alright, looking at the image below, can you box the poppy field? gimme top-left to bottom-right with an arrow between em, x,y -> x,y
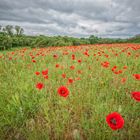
0,43 -> 140,140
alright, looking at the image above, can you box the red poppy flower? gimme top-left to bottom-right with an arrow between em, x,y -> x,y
78,59 -> 82,63
56,64 -> 60,68
106,112 -> 124,130
127,52 -> 131,56
35,71 -> 40,75
68,78 -> 74,84
70,65 -> 75,70
36,83 -> 44,90
42,69 -> 48,75
131,91 -> 140,102
133,74 -> 140,80
113,66 -> 117,69
32,59 -> 36,63
72,54 -> 75,60
83,51 -> 89,56
112,68 -> 115,72
114,71 -> 119,75
32,56 -> 35,59
53,54 -> 58,58
105,54 -> 109,58
44,75 -> 48,79
118,70 -> 123,74
121,78 -> 127,83
101,61 -> 110,68
57,86 -> 69,98
123,66 -> 127,69
62,74 -> 66,78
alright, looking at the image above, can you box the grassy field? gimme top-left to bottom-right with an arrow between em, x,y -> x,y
0,44 -> 140,140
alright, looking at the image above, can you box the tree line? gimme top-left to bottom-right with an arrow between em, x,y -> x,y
0,25 -> 139,50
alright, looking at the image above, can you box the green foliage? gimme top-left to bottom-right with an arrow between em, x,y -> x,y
127,35 -> 140,43
0,45 -> 139,139
3,25 -> 14,36
0,25 -> 140,51
0,34 -> 13,50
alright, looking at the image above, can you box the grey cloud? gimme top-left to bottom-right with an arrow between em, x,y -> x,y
0,0 -> 140,38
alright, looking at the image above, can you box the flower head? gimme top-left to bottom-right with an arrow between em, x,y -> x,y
35,71 -> 40,75
70,65 -> 75,70
57,86 -> 69,98
62,73 -> 66,78
68,78 -> 74,84
131,91 -> 140,102
36,83 -> 44,90
106,112 -> 124,130
133,74 -> 140,80
56,64 -> 60,68
42,69 -> 48,75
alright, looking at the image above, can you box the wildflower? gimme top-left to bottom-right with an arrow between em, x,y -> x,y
53,54 -> 58,58
133,74 -> 140,80
56,64 -> 60,68
57,86 -> 69,98
70,65 -> 75,70
123,66 -> 127,69
36,83 -> 44,90
72,54 -> 75,60
68,78 -> 74,84
131,91 -> 140,102
101,61 -> 110,68
44,75 -> 48,79
106,112 -> 124,130
35,71 -> 40,75
78,59 -> 82,63
62,74 -> 66,78
42,69 -> 48,75
121,78 -> 127,83
32,59 -> 36,63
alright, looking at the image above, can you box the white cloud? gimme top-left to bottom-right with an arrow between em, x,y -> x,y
0,0 -> 140,38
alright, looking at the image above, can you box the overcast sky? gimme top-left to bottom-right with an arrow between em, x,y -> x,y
0,0 -> 140,38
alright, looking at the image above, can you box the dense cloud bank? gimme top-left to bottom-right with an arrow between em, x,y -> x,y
0,0 -> 140,38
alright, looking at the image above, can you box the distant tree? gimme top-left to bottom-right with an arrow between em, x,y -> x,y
19,28 -> 24,35
15,25 -> 24,36
3,25 -> 14,36
15,25 -> 20,36
89,35 -> 99,44
0,25 -> 2,32
0,35 -> 13,50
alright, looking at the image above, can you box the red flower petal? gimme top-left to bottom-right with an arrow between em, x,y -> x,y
133,74 -> 140,80
42,69 -> 48,75
35,71 -> 40,75
57,86 -> 69,98
131,91 -> 140,102
36,83 -> 44,90
106,112 -> 124,130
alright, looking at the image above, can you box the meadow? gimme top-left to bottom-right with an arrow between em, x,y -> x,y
0,43 -> 140,140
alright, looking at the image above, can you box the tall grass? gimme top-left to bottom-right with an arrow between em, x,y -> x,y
0,44 -> 140,140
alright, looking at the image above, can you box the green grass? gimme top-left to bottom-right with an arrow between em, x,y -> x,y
0,44 -> 140,140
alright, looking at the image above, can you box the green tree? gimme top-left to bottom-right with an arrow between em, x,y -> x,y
15,25 -> 24,36
3,25 -> 14,36
89,35 -> 99,44
0,25 -> 2,32
19,28 -> 24,36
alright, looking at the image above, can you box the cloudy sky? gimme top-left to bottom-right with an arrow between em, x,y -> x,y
0,0 -> 140,38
